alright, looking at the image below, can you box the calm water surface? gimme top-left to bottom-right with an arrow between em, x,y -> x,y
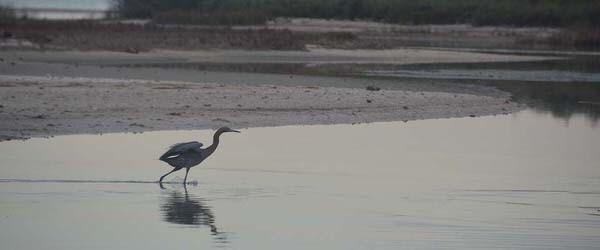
1,109 -> 599,249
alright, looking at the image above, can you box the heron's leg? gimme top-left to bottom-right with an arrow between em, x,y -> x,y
183,168 -> 190,185
159,168 -> 179,183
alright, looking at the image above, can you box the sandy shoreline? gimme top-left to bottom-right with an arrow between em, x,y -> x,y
0,47 -> 548,141
0,74 -> 521,141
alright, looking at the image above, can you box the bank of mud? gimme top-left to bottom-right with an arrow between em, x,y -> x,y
0,75 -> 521,141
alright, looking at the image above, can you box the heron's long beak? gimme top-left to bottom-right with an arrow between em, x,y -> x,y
230,129 -> 241,133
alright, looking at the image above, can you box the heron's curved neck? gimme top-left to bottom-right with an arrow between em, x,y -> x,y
205,131 -> 222,156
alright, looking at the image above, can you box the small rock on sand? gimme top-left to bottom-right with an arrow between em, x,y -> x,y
212,118 -> 231,123
366,86 -> 381,91
129,123 -> 146,127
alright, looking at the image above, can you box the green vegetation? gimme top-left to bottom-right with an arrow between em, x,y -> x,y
2,20 -> 356,51
113,0 -> 600,27
0,5 -> 16,26
549,28 -> 600,50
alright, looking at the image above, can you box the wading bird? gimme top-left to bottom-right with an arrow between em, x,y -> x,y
159,127 -> 240,184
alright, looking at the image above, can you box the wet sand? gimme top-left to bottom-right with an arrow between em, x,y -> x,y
0,48 -> 551,141
0,74 -> 520,141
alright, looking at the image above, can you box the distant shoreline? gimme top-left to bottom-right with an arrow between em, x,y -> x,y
2,18 -> 597,52
12,7 -> 114,20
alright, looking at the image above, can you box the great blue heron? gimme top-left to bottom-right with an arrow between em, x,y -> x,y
159,126 -> 240,184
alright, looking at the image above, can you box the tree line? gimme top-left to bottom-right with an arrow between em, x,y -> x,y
112,0 -> 600,27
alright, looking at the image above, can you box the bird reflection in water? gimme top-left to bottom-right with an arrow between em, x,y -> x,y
160,184 -> 228,244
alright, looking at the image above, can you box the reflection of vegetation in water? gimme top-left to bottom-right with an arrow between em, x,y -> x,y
160,187 -> 228,244
479,80 -> 600,124
399,57 -> 600,74
385,57 -> 600,124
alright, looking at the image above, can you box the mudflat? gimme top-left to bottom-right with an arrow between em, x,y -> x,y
0,74 -> 520,141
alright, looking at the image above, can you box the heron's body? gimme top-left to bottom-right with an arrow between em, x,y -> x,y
158,127 -> 240,184
160,141 -> 205,169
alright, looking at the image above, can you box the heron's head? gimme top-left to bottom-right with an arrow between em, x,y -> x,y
218,126 -> 241,134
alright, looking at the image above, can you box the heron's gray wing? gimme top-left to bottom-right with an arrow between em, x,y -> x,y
170,141 -> 203,149
159,141 -> 203,161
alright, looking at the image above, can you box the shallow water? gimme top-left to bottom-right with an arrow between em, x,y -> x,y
365,69 -> 600,82
365,57 -> 600,82
1,109 -> 599,249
